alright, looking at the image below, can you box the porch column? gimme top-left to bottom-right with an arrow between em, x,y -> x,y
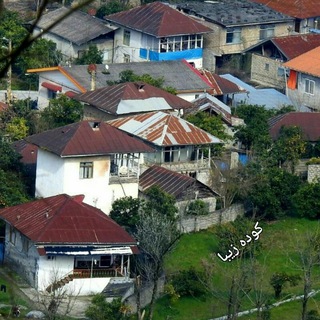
178,147 -> 181,162
121,255 -> 124,275
127,256 -> 130,279
208,147 -> 211,168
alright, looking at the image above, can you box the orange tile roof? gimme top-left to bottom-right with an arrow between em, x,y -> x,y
251,0 -> 320,19
283,46 -> 320,77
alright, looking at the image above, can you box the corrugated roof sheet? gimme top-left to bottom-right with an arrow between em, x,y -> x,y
268,112 -> 320,142
272,34 -> 320,60
283,46 -> 320,77
25,120 -> 154,157
105,2 -> 212,37
73,82 -> 192,115
177,0 -> 293,27
108,111 -> 223,146
221,74 -> 293,109
139,165 -> 218,199
12,140 -> 38,165
251,0 -> 320,19
0,194 -> 137,244
32,7 -> 115,45
27,60 -> 214,93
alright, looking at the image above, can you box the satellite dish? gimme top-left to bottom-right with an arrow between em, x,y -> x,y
105,64 -> 109,70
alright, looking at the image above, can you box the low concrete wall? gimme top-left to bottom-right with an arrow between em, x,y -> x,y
308,164 -> 320,183
178,203 -> 244,233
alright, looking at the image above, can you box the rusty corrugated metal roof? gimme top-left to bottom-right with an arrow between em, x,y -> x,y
25,120 -> 155,157
272,34 -> 320,60
268,112 -> 320,142
251,0 -> 320,19
199,70 -> 247,95
73,82 -> 193,115
108,111 -> 223,146
12,140 -> 38,165
0,194 -> 137,244
105,1 -> 212,37
283,46 -> 320,77
139,165 -> 218,199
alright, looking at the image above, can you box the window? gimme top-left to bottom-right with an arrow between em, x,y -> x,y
265,63 -> 269,71
123,30 -> 130,46
305,79 -> 315,94
22,237 -> 29,254
9,226 -> 16,245
260,24 -> 275,40
100,255 -> 112,267
226,27 -> 241,44
80,162 -> 93,179
47,90 -> 57,99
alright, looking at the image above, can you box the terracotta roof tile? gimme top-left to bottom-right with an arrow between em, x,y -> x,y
108,111 -> 223,146
105,2 -> 212,37
251,0 -> 320,19
283,46 -> 320,77
25,120 -> 155,157
0,194 -> 136,244
268,112 -> 320,141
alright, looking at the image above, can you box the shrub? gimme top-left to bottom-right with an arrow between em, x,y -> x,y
186,200 -> 210,216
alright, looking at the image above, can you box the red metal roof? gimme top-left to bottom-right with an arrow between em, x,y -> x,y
41,81 -> 62,92
272,34 -> 320,60
105,2 -> 212,37
283,46 -> 320,77
251,0 -> 320,19
73,82 -> 192,115
269,112 -> 320,142
25,120 -> 155,157
12,140 -> 38,165
108,111 -> 223,146
139,165 -> 218,199
0,194 -> 137,245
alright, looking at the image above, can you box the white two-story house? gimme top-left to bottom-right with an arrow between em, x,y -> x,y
104,1 -> 212,68
25,120 -> 154,214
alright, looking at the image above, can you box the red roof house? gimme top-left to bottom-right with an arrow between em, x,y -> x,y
0,194 -> 137,295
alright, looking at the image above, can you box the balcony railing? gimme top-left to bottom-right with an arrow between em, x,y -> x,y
72,268 -> 124,278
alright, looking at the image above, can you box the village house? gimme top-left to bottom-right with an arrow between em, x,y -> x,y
176,0 -> 294,72
251,0 -> 320,34
244,33 -> 320,89
26,60 -> 216,109
104,1 -> 212,68
24,120 -> 154,214
28,6 -> 116,64
0,194 -> 138,296
72,81 -> 193,121
283,46 -> 320,111
107,111 -> 223,186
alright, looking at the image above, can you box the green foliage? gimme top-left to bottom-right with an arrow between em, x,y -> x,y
306,157 -> 320,165
107,69 -> 177,94
5,117 -> 28,141
292,182 -> 320,219
270,126 -> 306,173
215,216 -> 262,258
96,0 -> 130,19
40,95 -> 83,129
85,295 -> 130,320
109,196 -> 143,233
307,310 -> 320,320
270,272 -> 301,299
144,185 -> 178,220
169,267 -> 207,297
74,45 -> 103,65
233,104 -> 273,153
186,199 -> 210,216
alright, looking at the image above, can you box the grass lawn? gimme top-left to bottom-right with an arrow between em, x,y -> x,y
153,218 -> 320,320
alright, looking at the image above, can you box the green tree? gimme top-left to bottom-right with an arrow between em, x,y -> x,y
292,182 -> 320,219
109,196 -> 143,233
186,199 -> 210,216
40,95 -> 83,129
95,0 -> 130,19
270,126 -> 306,173
85,295 -> 130,320
74,45 -> 103,65
144,185 -> 178,220
5,117 -> 28,140
270,272 -> 300,299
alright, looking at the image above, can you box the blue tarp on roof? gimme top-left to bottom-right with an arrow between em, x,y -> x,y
221,74 -> 293,110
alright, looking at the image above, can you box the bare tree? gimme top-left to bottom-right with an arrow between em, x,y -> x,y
134,210 -> 180,320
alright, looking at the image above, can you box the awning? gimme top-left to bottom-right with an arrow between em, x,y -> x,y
41,246 -> 134,256
41,82 -> 62,92
65,91 -> 77,98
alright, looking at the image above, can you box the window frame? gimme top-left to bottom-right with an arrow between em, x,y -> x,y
305,79 -> 315,95
79,162 -> 93,179
123,29 -> 130,46
226,27 -> 241,44
260,24 -> 275,40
